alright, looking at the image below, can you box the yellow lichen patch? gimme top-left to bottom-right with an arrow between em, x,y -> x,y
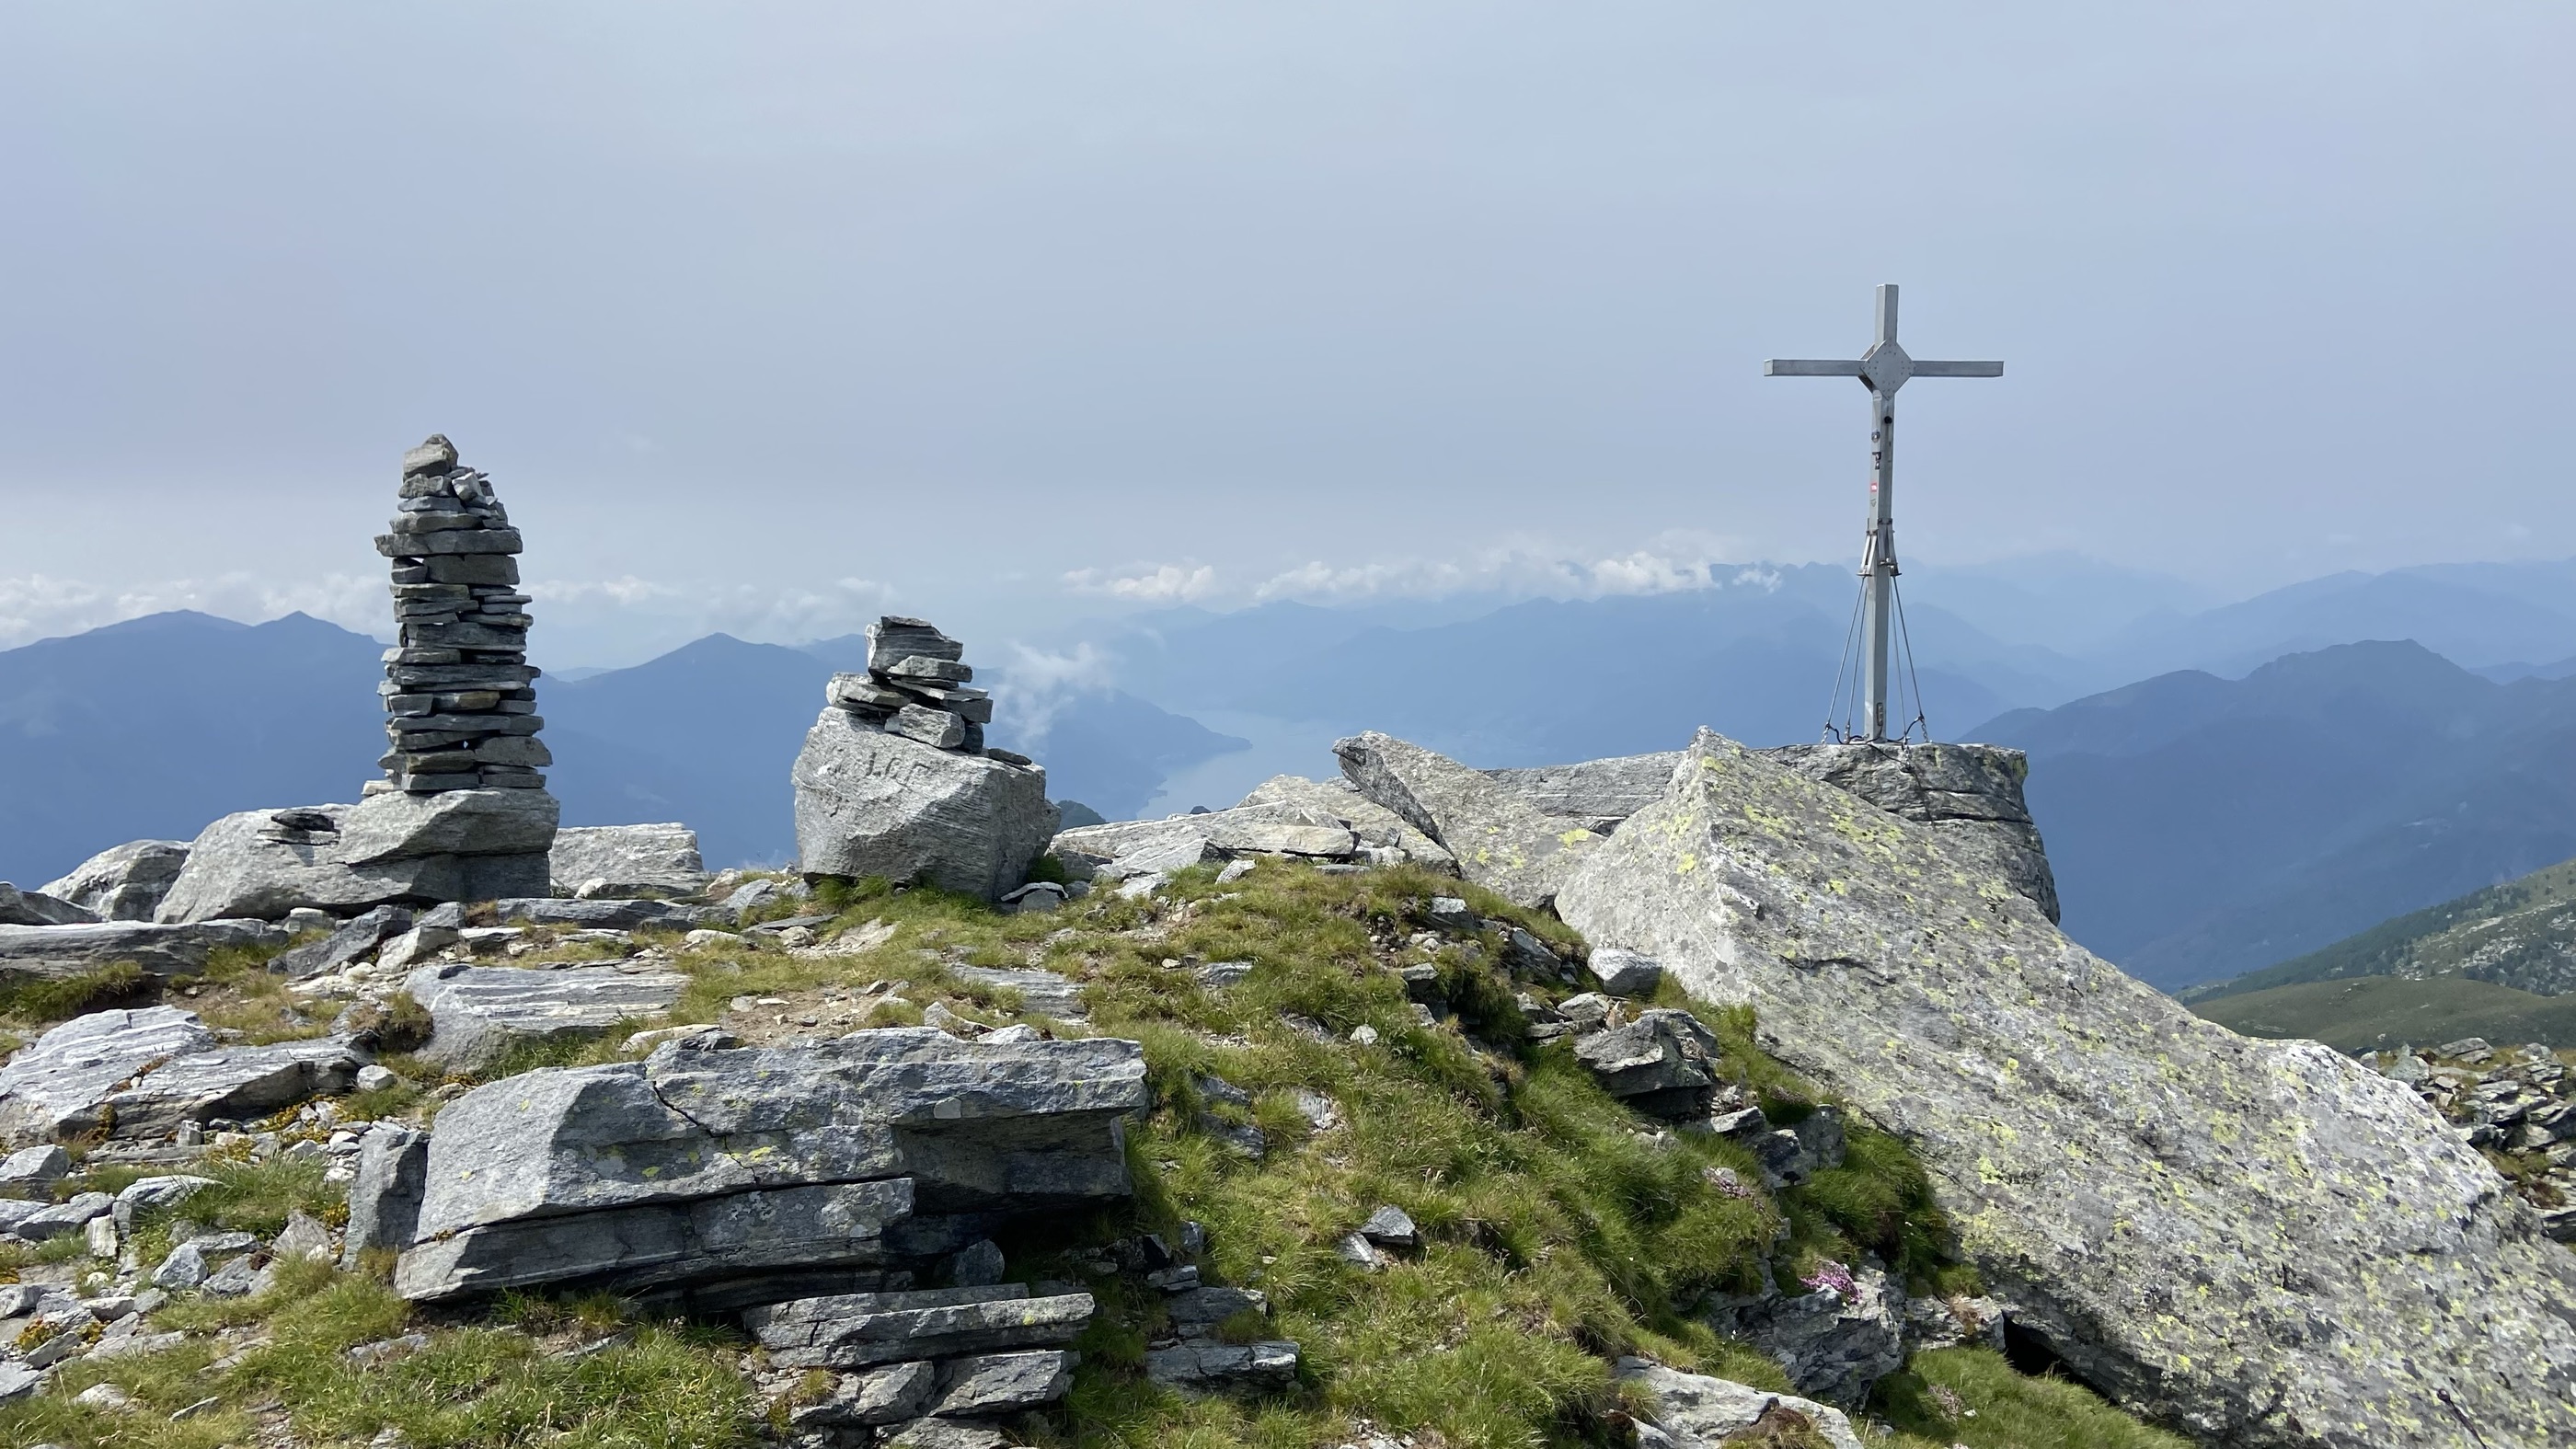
1741,803 -> 1794,834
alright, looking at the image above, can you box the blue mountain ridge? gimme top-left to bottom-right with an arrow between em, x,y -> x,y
1089,575 -> 2059,761
1973,640 -> 2576,990
1050,563 -> 2576,993
15,558 -> 2576,998
0,612 -> 386,885
0,615 -> 1245,882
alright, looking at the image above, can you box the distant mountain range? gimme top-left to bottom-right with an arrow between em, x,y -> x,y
1090,569 -> 2057,764
2082,563 -> 2576,684
0,611 -> 385,887
1975,640 -> 2576,990
17,557 -> 2576,1001
2179,845 -> 2576,1052
0,613 -> 1244,883
1075,558 -> 2576,758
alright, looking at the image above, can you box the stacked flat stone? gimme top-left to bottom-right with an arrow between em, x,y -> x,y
823,616 -> 997,755
367,435 -> 551,796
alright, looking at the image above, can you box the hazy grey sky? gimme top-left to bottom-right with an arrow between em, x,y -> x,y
3,4 -> 2568,664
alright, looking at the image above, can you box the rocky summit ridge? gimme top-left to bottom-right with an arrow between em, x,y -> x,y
0,454 -> 2570,1449
1546,730 -> 2576,1449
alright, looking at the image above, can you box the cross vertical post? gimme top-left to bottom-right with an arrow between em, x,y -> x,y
1860,285 -> 1900,743
1765,284 -> 2001,742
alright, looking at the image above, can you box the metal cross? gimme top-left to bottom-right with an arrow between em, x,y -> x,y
1765,284 -> 2001,742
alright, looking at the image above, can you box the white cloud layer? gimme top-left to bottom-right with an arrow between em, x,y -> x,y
1062,564 -> 1221,603
526,575 -> 897,649
989,640 -> 1116,744
1263,533 -> 1759,604
1057,533 -> 1761,615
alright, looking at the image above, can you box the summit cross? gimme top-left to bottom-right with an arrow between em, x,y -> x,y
1765,283 -> 2001,742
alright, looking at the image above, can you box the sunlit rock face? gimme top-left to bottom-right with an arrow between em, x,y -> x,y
1557,730 -> 2576,1449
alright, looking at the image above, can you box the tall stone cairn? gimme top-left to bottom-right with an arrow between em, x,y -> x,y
366,435 -> 552,796
822,616 -> 1004,757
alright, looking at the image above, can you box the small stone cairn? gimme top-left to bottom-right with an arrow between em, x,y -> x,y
824,616 -> 1006,758
368,436 -> 551,795
794,617 -> 1054,901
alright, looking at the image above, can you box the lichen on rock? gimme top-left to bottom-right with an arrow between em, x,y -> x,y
1556,728 -> 2576,1449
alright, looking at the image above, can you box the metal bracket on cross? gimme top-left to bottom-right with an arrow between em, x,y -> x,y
1766,284 -> 2001,743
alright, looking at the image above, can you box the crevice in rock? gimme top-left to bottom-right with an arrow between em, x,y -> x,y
2000,1317 -> 2090,1391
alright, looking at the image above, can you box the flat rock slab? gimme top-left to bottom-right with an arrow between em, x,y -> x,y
1483,753 -> 1684,834
157,790 -> 559,923
1557,730 -> 2576,1449
40,839 -> 190,922
393,1179 -> 914,1303
1051,801 -> 1361,877
488,898 -> 724,931
0,918 -> 285,985
101,1038 -> 362,1140
0,1144 -> 70,1188
1236,774 -> 1456,871
549,824 -> 707,899
404,960 -> 691,1070
931,1349 -> 1076,1415
0,1359 -> 47,1400
745,1284 -> 1095,1369
1616,1359 -> 1864,1449
0,1006 -> 216,1143
0,1006 -> 359,1144
1142,1339 -> 1300,1391
948,967 -> 1084,1021
394,1029 -> 1147,1301
794,711 -> 1056,902
1335,731 -> 1600,910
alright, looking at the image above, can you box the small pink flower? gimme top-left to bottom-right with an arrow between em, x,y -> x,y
1800,1259 -> 1857,1300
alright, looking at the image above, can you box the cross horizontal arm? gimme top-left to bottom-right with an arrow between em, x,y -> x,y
1764,359 -> 1865,377
1907,360 -> 2004,378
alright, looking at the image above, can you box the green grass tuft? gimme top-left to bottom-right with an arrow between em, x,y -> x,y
1871,1347 -> 2192,1448
0,960 -> 149,1023
2192,972 -> 2576,1053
